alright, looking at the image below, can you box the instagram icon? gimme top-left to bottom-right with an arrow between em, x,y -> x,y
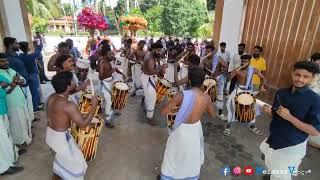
233,166 -> 242,176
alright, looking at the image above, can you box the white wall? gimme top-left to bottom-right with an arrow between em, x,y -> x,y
219,0 -> 245,55
2,0 -> 27,41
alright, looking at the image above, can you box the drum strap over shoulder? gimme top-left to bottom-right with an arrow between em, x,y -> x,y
101,81 -> 112,96
147,77 -> 156,91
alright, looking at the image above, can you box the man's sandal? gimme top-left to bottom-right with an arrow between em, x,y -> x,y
249,127 -> 262,135
223,128 -> 231,136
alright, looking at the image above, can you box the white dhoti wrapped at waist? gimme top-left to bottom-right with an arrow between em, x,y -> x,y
260,139 -> 307,180
164,63 -> 175,84
161,121 -> 204,180
0,115 -> 18,174
46,127 -> 87,180
141,73 -> 157,119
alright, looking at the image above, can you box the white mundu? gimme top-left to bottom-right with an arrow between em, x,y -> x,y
99,77 -> 113,121
132,63 -> 143,90
46,127 -> 87,180
164,62 -> 175,83
141,73 -> 158,118
0,115 -> 18,174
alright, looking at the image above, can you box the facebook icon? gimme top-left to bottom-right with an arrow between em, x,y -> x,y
221,166 -> 231,176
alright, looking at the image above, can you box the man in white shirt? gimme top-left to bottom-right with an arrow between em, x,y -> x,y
228,43 -> 246,93
216,42 -> 231,99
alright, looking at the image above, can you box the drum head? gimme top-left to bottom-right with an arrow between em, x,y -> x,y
115,82 -> 129,90
76,61 -> 89,69
236,93 -> 254,105
91,117 -> 101,123
203,79 -> 217,86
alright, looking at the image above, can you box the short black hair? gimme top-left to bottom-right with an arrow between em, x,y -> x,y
254,45 -> 263,52
311,52 -> 320,62
293,60 -> 319,75
58,42 -> 69,49
99,39 -> 110,47
3,37 -> 16,48
19,41 -> 29,52
127,38 -> 132,44
138,40 -> 146,45
151,42 -> 163,49
186,42 -> 194,47
188,66 -> 205,87
238,43 -> 246,48
101,45 -> 111,56
55,54 -> 73,70
0,53 -> 7,59
205,44 -> 215,50
240,54 -> 252,60
189,54 -> 200,66
51,71 -> 74,93
220,42 -> 226,46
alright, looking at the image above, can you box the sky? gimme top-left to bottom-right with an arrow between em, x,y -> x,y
60,0 -> 119,8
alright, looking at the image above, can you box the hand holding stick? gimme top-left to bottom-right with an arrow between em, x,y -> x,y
204,83 -> 215,94
200,53 -> 212,61
88,66 -> 94,95
177,52 -> 190,63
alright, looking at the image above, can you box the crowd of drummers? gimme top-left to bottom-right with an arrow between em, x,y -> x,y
1,34 -> 319,180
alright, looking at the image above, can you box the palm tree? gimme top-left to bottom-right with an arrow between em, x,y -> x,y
26,0 -> 62,18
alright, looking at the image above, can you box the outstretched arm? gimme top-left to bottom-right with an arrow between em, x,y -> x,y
67,96 -> 99,128
161,93 -> 183,115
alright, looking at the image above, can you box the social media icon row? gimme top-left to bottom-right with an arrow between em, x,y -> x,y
221,166 -> 256,176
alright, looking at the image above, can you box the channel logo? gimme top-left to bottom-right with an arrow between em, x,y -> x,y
244,166 -> 254,176
221,166 -> 231,176
255,166 -> 265,175
233,166 -> 242,176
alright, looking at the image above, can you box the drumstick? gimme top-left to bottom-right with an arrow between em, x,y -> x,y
205,66 -> 214,74
177,52 -> 190,63
204,83 -> 214,94
200,53 -> 212,61
166,51 -> 168,63
89,67 -> 95,95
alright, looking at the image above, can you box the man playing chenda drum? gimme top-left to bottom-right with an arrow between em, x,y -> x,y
141,42 -> 168,125
128,40 -> 146,97
46,71 -> 99,180
223,54 -> 266,136
159,66 -> 215,179
202,44 -> 228,121
97,45 -> 126,129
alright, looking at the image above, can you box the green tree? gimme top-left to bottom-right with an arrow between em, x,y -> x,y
139,0 -> 159,13
26,0 -> 62,18
145,6 -> 163,34
61,3 -> 73,16
32,16 -> 49,33
161,0 -> 208,37
114,0 -> 126,18
129,8 -> 144,17
207,0 -> 216,11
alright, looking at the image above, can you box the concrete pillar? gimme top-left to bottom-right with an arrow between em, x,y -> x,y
0,0 -> 32,50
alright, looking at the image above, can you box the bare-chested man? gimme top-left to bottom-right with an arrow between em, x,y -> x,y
46,71 -> 99,180
55,54 -> 89,103
141,42 -> 168,125
223,54 -> 266,136
175,42 -> 196,90
159,66 -> 215,179
163,41 -> 179,83
128,40 -> 146,96
201,44 -> 228,121
97,45 -> 126,128
173,54 -> 201,87
47,42 -> 70,72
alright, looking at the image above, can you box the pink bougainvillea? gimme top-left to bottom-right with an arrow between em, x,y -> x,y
77,7 -> 109,30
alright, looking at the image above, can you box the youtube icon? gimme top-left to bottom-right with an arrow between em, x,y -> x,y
244,166 -> 254,176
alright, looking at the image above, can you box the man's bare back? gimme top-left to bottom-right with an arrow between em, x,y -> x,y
161,89 -> 215,124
